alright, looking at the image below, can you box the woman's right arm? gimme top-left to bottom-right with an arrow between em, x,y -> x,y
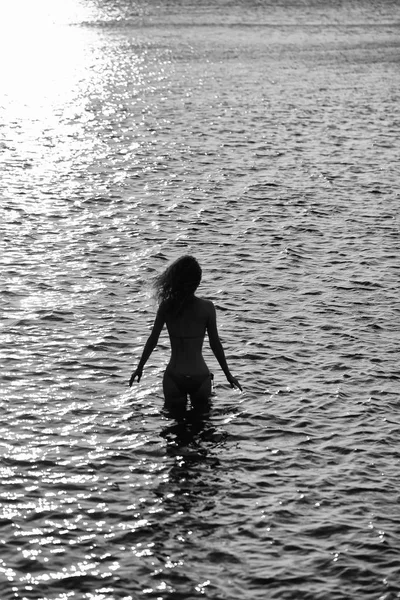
206,301 -> 242,391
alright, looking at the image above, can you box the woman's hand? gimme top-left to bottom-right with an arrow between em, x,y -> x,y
129,367 -> 143,387
227,374 -> 242,391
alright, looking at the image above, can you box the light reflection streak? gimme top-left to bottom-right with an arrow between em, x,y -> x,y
19,559 -> 101,583
0,18 -> 90,122
0,0 -> 147,223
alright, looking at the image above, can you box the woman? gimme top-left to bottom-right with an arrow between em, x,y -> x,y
129,255 -> 242,412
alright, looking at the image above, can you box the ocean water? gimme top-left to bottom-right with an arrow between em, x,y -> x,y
1,1 -> 400,598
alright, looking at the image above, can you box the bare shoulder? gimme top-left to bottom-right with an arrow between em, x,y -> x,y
194,297 -> 216,322
195,296 -> 215,311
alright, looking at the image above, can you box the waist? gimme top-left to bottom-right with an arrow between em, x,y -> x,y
167,353 -> 208,373
166,364 -> 210,378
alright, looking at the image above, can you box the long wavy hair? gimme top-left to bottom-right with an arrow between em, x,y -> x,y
154,255 -> 202,315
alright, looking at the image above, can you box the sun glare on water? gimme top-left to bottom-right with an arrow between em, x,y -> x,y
0,0 -> 93,118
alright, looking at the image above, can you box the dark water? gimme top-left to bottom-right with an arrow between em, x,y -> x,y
1,1 -> 400,598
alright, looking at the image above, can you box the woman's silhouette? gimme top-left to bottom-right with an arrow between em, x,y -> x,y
129,256 -> 241,413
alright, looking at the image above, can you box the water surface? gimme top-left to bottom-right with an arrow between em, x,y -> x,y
1,1 -> 400,598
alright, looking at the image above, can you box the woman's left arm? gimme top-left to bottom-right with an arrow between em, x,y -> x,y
129,308 -> 165,385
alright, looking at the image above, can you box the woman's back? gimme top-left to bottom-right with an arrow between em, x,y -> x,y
165,296 -> 211,374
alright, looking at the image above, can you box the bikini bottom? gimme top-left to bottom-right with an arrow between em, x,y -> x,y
164,368 -> 212,397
